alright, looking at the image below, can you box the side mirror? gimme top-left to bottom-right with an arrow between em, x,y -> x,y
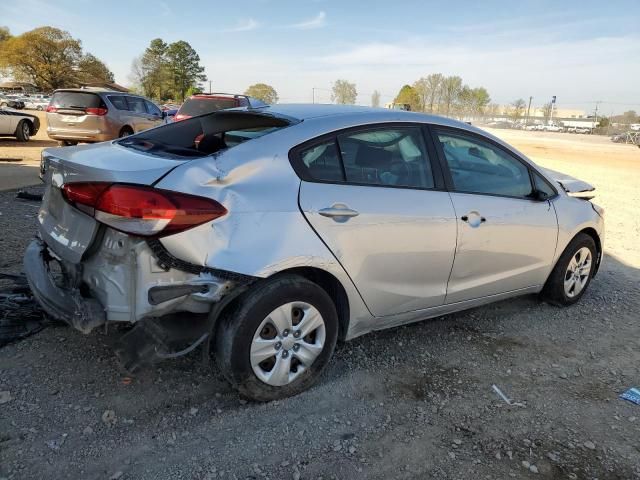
530,189 -> 549,201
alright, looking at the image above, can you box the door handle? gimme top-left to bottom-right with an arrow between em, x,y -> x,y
318,204 -> 359,222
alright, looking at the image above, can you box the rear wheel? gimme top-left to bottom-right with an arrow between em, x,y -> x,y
215,275 -> 338,401
542,233 -> 596,306
15,120 -> 30,142
119,126 -> 133,138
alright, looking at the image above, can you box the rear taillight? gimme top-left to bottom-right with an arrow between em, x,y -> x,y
85,107 -> 108,116
174,113 -> 189,121
45,105 -> 57,113
61,183 -> 227,237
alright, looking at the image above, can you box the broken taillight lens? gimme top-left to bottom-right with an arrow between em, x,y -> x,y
62,183 -> 227,237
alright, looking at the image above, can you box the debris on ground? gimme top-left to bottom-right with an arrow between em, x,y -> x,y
15,190 -> 43,202
0,272 -> 48,347
491,384 -> 525,407
620,387 -> 640,406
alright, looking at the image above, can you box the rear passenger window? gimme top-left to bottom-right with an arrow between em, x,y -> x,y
295,126 -> 435,189
338,127 -> 434,188
300,141 -> 344,182
108,96 -> 128,110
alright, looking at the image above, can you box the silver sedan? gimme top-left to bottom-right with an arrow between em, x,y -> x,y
25,105 -> 604,400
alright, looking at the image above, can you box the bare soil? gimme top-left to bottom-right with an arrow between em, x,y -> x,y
1,127 -> 639,480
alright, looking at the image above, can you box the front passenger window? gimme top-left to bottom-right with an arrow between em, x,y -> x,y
437,132 -> 533,198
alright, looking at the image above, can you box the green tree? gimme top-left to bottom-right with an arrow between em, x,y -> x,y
0,26 -> 11,43
371,90 -> 381,108
331,79 -> 357,104
413,73 -> 443,112
440,75 -> 463,115
139,38 -> 170,99
166,40 -> 206,102
394,84 -> 420,111
0,27 -> 82,90
622,110 -> 638,124
245,83 -> 278,104
77,53 -> 114,84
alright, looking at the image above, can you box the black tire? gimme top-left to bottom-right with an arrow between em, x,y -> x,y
57,140 -> 78,147
15,120 -> 30,142
119,126 -> 134,138
541,233 -> 597,306
215,274 -> 338,401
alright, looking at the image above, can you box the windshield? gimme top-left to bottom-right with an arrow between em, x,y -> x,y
117,110 -> 292,159
178,97 -> 239,117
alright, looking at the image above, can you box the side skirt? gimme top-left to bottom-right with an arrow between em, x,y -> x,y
345,285 -> 542,340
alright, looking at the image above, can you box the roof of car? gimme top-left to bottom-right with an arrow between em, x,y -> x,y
253,103 -> 474,129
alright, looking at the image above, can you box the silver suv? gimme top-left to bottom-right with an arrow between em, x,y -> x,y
46,88 -> 164,146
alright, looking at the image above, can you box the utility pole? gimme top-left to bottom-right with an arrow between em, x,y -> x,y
549,95 -> 556,124
525,96 -> 532,127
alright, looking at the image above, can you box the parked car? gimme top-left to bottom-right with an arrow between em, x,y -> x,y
524,124 -> 540,131
0,95 -> 25,110
541,124 -> 563,132
46,88 -> 165,146
27,105 -> 604,401
24,98 -> 50,111
0,106 -> 40,141
174,93 -> 265,121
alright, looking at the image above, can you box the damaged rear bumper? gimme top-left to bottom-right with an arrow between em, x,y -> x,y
24,238 -> 105,333
24,228 -> 254,335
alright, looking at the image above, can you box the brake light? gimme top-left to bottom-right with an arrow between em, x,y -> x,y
45,105 -> 57,113
85,107 -> 108,116
61,183 -> 227,237
174,113 -> 190,121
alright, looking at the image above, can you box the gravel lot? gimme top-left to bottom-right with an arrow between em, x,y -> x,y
1,130 -> 639,480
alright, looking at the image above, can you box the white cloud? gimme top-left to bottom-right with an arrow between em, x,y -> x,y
224,18 -> 259,32
290,11 -> 326,30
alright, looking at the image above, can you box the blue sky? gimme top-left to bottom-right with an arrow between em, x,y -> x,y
1,0 -> 639,113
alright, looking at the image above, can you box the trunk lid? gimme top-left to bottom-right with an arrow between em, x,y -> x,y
38,143 -> 189,263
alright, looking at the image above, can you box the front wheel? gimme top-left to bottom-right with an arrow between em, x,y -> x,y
542,233 -> 597,306
215,275 -> 338,401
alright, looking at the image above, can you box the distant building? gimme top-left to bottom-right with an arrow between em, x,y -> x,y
0,81 -> 38,93
531,107 -> 587,119
79,82 -> 129,93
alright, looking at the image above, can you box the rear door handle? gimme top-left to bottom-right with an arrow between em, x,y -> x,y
318,204 -> 359,222
461,215 -> 486,222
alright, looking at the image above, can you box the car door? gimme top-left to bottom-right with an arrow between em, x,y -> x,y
432,128 -> 558,304
144,100 -> 164,127
125,96 -> 153,132
296,124 -> 458,317
0,108 -> 16,134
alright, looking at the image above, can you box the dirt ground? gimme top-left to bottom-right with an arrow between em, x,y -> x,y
0,124 -> 639,480
0,111 -> 53,191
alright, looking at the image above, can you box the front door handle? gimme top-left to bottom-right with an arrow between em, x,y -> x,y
318,204 -> 359,222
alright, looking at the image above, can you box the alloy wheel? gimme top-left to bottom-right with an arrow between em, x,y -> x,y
564,247 -> 592,298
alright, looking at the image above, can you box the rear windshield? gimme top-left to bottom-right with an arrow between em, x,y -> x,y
178,97 -> 239,117
117,111 -> 293,160
51,91 -> 103,109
